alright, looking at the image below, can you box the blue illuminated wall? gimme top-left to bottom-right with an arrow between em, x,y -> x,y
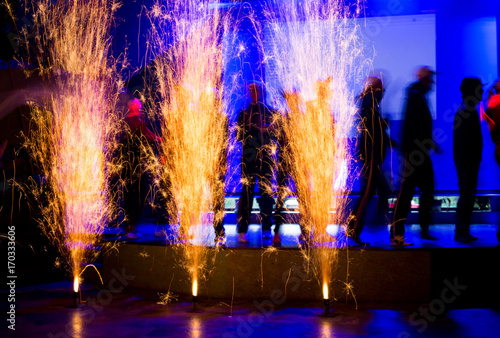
112,0 -> 500,195
433,0 -> 499,193
222,5 -> 267,194
223,0 -> 499,194
373,0 -> 500,194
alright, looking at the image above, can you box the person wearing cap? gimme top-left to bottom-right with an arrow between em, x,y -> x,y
391,66 -> 440,246
347,76 -> 392,246
453,77 -> 484,243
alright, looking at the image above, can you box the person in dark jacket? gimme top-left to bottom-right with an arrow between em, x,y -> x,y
236,83 -> 276,243
391,66 -> 440,246
453,77 -> 484,242
347,77 -> 391,246
120,98 -> 161,240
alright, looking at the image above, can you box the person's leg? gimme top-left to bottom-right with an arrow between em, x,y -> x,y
417,156 -> 435,237
348,158 -> 377,242
237,160 -> 256,235
274,150 -> 289,235
391,156 -> 417,239
259,154 -> 275,233
153,174 -> 176,237
213,173 -> 226,239
455,162 -> 479,239
376,164 -> 391,222
124,175 -> 142,239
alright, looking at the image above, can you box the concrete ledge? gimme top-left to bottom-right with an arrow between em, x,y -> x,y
103,244 -> 433,303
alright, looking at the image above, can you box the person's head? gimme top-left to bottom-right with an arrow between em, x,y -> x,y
416,66 -> 436,90
127,98 -> 142,117
249,82 -> 262,103
460,77 -> 484,103
363,76 -> 384,100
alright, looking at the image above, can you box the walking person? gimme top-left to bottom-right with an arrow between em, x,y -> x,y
453,77 -> 484,242
391,66 -> 441,246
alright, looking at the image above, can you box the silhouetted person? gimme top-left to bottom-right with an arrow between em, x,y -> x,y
391,66 -> 440,246
119,98 -> 161,240
453,77 -> 484,243
236,83 -> 276,243
347,77 -> 391,246
484,79 -> 500,241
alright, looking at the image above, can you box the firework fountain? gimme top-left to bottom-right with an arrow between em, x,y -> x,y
17,0 -> 122,302
145,0 -> 231,308
263,0 -> 365,310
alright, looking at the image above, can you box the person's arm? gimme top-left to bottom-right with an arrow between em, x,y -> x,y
141,124 -> 162,144
127,115 -> 162,144
484,109 -> 496,131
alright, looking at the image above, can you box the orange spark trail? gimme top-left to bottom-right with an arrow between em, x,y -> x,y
145,0 -> 232,297
18,0 -> 123,284
263,0 -> 365,300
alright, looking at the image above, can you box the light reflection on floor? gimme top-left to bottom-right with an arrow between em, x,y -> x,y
4,282 -> 499,338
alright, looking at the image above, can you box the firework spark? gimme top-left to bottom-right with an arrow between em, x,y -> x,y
146,0 -> 231,298
18,0 -> 122,287
263,0 -> 365,300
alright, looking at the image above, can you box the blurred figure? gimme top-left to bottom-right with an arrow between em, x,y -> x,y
484,79 -> 500,241
391,66 -> 440,246
347,77 -> 391,246
453,77 -> 484,243
236,83 -> 276,243
119,98 -> 161,240
484,80 -> 500,165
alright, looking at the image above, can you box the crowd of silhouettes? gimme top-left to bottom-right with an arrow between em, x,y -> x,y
117,66 -> 500,246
